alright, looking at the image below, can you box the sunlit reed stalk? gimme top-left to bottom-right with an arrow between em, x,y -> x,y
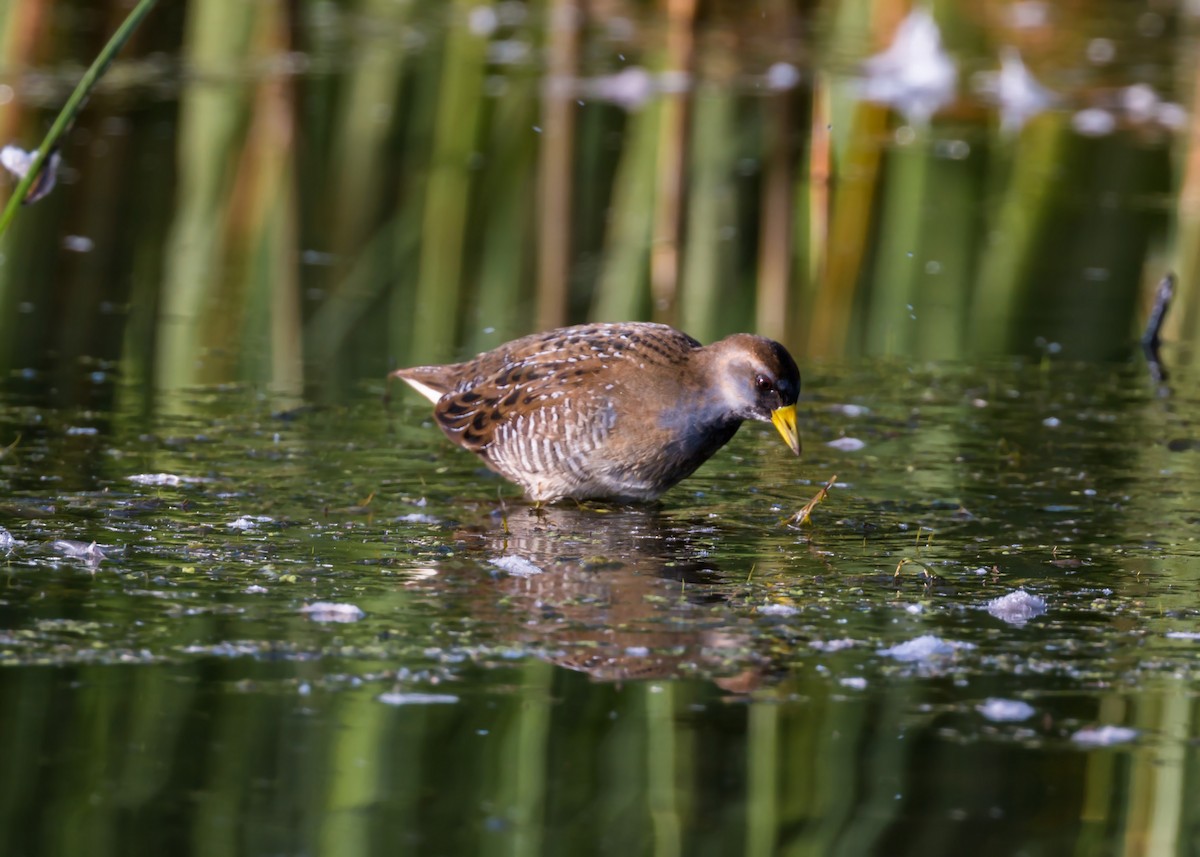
536,0 -> 580,331
864,142 -> 927,356
745,703 -> 779,857
799,1 -> 873,356
316,690 -> 389,855
468,70 -> 538,354
679,81 -> 737,343
649,0 -> 696,325
913,127 -> 975,359
755,0 -> 796,344
805,101 -> 887,356
0,0 -> 159,238
327,0 -> 410,259
308,0 -> 411,382
805,74 -> 831,291
790,71 -> 831,347
0,1 -> 47,144
646,683 -> 682,856
1170,52 -> 1200,343
387,45 -> 444,367
969,118 -> 1066,353
155,0 -> 259,393
411,0 -> 490,363
235,5 -> 302,397
592,100 -> 659,321
178,0 -> 301,394
507,662 -> 552,855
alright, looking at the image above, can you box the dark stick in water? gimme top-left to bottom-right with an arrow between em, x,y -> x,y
1141,273 -> 1174,385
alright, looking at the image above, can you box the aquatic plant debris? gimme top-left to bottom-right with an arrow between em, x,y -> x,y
490,555 -> 543,577
826,437 -> 865,451
879,635 -> 975,662
128,473 -> 211,486
977,698 -> 1036,722
378,691 -> 459,706
395,513 -> 440,524
810,638 -> 859,653
986,589 -> 1048,625
229,515 -> 273,531
50,539 -> 108,567
300,602 -> 365,623
1071,725 -> 1139,747
0,144 -> 62,204
758,603 -> 800,617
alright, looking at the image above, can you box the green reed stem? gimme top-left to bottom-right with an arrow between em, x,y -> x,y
0,0 -> 159,238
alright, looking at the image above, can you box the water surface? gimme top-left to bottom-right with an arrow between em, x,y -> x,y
2,355 -> 1198,855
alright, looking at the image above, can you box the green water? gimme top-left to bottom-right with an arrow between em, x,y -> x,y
2,356 -> 1199,855
3,0 -> 1200,853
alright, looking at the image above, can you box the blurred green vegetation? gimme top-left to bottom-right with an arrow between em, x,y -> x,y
0,0 -> 1191,400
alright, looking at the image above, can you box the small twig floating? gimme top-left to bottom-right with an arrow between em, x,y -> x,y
782,474 -> 837,527
894,557 -> 938,583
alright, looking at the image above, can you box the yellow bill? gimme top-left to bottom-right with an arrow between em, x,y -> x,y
770,404 -> 801,455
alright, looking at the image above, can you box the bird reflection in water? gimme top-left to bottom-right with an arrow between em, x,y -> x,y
443,504 -> 766,690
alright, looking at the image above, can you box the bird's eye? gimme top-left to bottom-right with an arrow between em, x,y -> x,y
754,374 -> 773,393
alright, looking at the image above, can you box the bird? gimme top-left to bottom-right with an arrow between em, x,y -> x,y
390,322 -> 801,503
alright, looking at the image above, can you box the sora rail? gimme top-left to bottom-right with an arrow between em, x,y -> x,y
391,322 -> 801,502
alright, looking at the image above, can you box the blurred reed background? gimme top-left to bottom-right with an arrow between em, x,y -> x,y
0,0 -> 1194,405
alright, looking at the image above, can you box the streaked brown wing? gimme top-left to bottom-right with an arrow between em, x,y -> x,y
431,322 -> 700,456
432,356 -> 607,454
